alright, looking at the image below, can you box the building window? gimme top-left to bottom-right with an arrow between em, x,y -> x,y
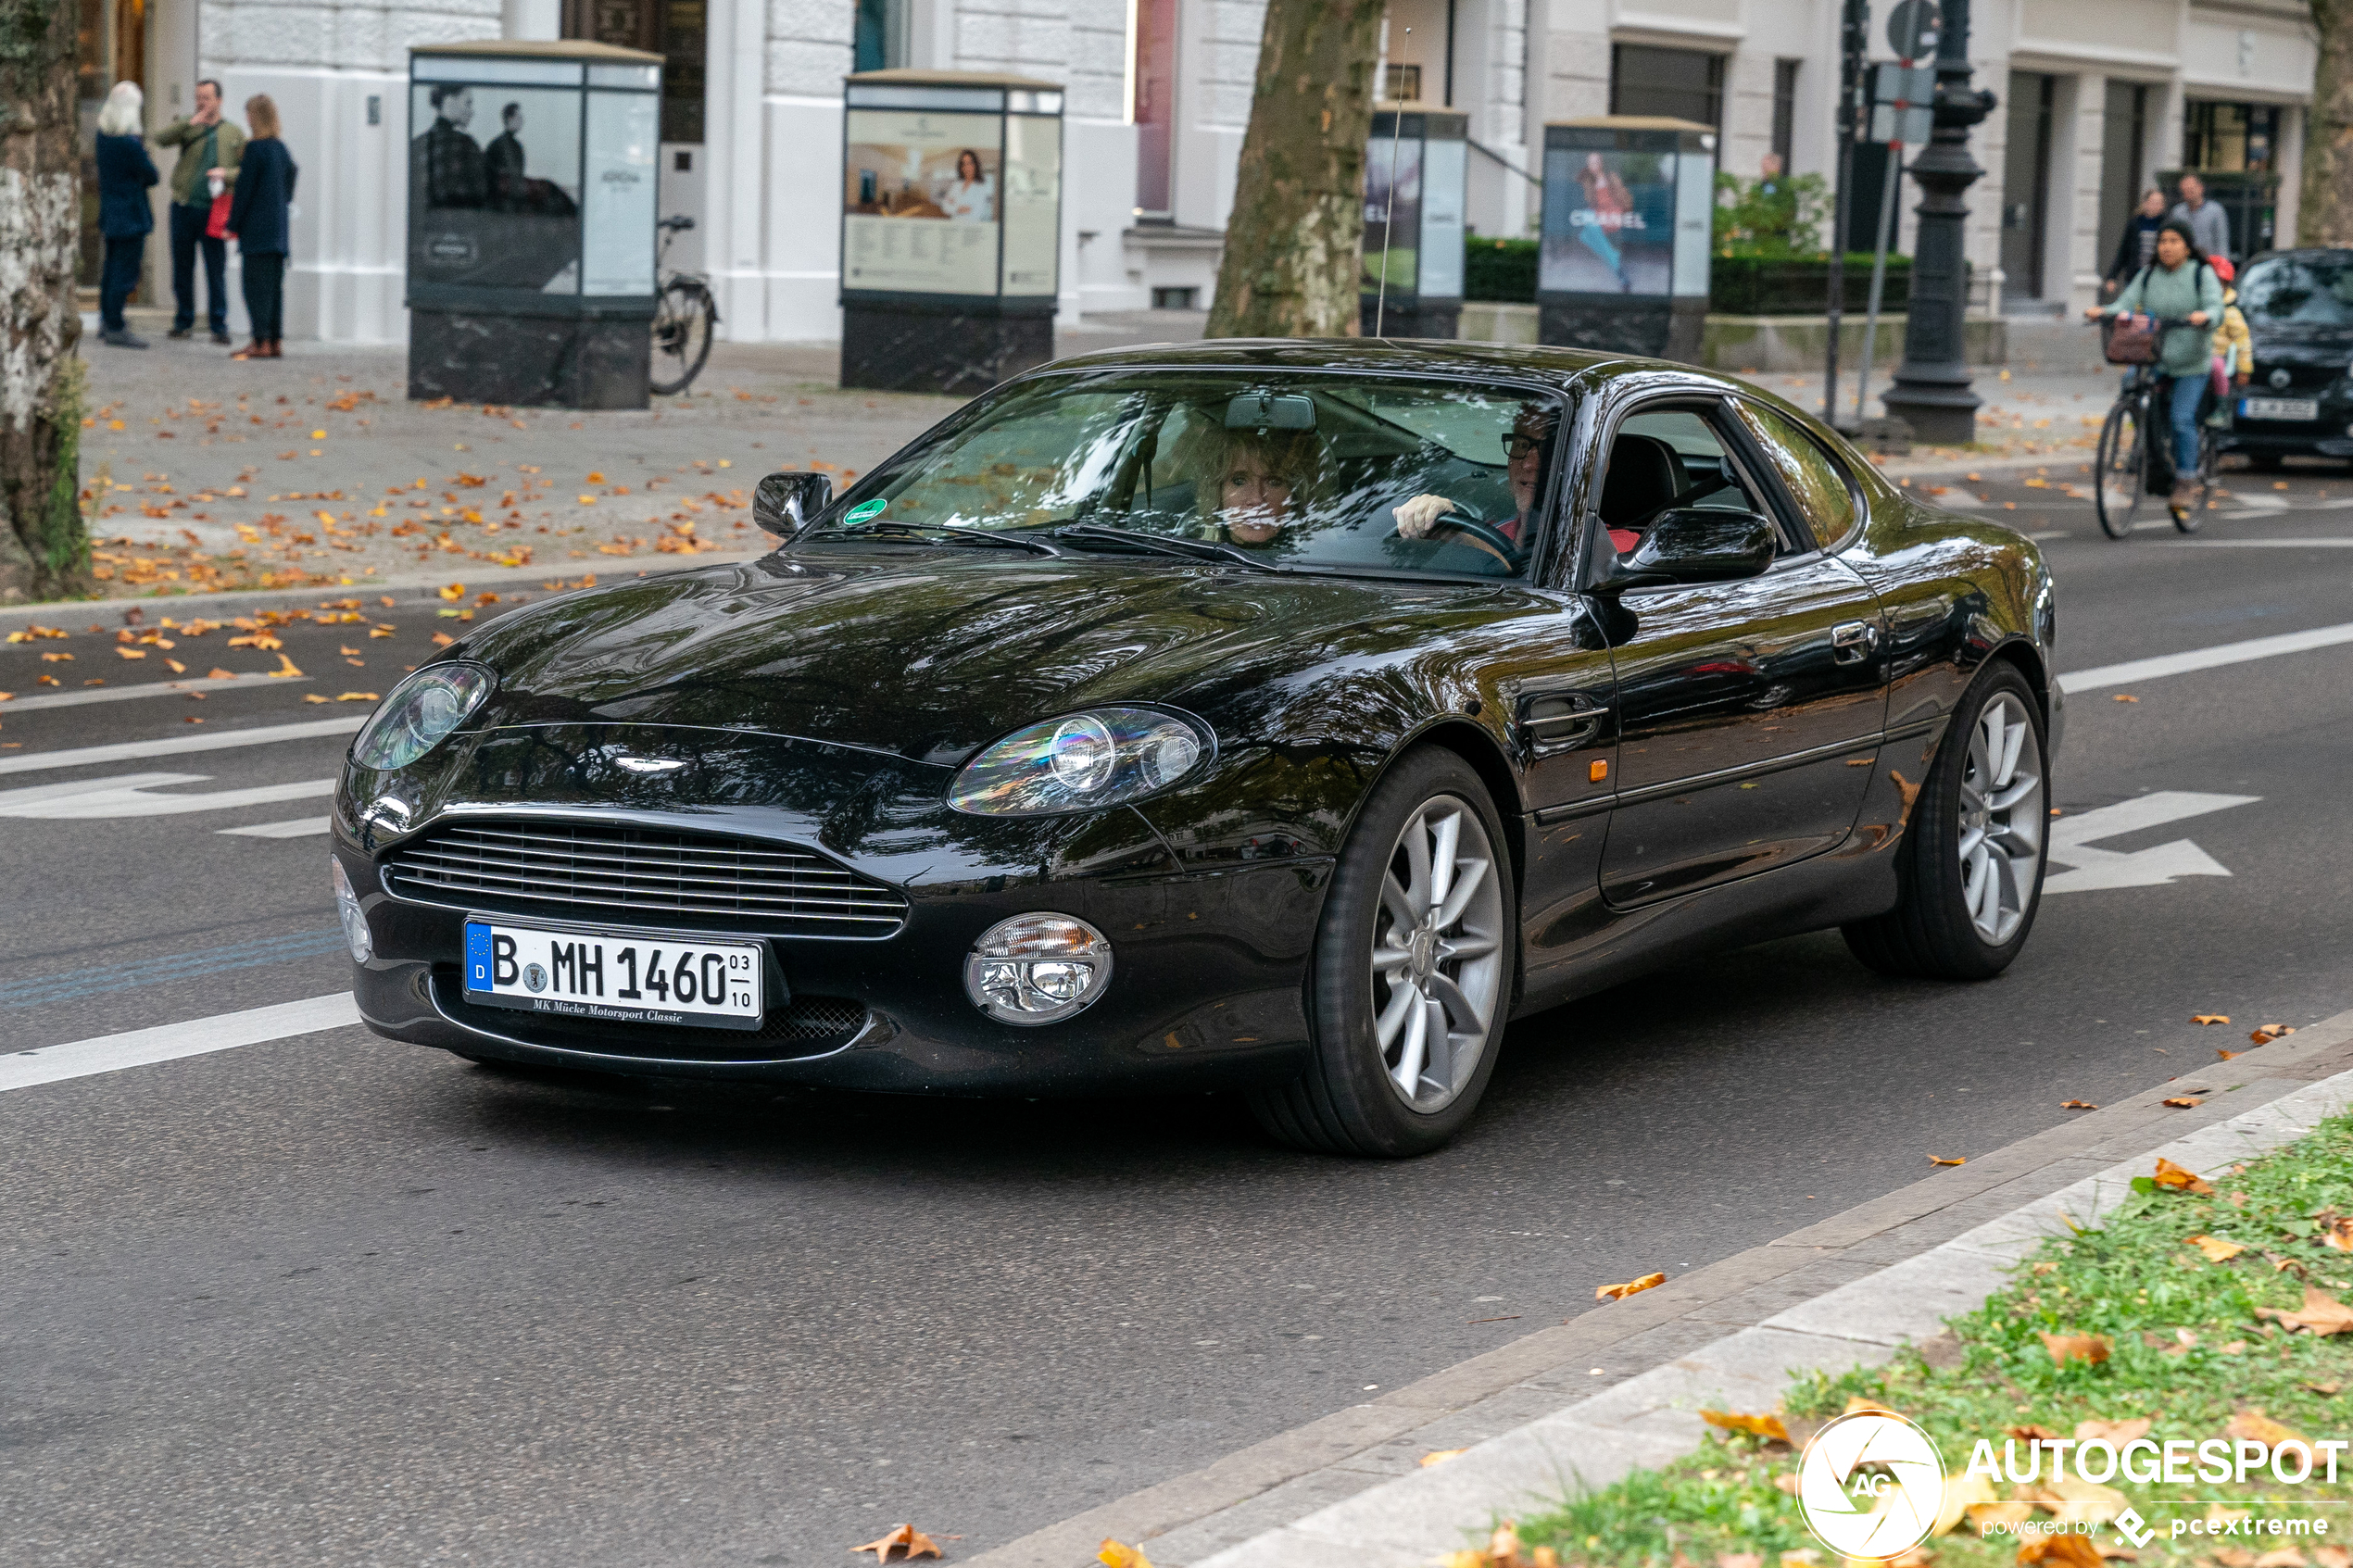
2183,101 -> 2279,173
1610,44 -> 1723,130
1151,285 -> 1198,309
1133,0 -> 1178,220
854,0 -> 906,74
1770,59 -> 1799,170
1384,63 -> 1422,103
564,0 -> 705,143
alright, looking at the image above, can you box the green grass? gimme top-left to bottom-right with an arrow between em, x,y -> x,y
1507,1113 -> 2353,1567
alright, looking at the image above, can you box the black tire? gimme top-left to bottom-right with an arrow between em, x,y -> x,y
2094,399 -> 2144,539
649,280 -> 716,395
1842,664 -> 2049,981
1248,747 -> 1517,1158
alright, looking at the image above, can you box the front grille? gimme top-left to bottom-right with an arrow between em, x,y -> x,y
434,971 -> 869,1060
2254,363 -> 2340,396
384,819 -> 908,937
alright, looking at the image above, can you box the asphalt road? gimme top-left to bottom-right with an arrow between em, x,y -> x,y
9,462 -> 2353,1566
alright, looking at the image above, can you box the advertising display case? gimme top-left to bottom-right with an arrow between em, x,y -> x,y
840,70 -> 1063,394
1361,105 -> 1468,340
1537,117 -> 1717,361
407,41 -> 662,408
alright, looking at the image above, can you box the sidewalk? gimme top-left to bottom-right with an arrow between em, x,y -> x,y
963,1007 -> 2353,1568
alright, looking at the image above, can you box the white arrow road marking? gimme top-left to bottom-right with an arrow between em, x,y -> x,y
2043,790 -> 2260,894
0,992 -> 360,1094
0,771 -> 336,819
217,815 -> 333,838
0,715 -> 366,777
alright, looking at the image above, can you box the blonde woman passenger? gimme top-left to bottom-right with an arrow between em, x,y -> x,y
1200,427 -> 1318,547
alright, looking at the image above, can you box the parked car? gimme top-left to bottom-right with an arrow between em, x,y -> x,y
334,341 -> 2062,1157
2224,247 -> 2353,468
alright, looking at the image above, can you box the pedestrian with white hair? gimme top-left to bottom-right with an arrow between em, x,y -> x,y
94,81 -> 160,349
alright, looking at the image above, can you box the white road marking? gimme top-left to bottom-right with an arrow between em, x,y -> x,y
0,672 -> 310,713
2058,620 -> 2353,693
2026,529 -> 2068,540
2162,537 -> 2353,546
2043,791 -> 2259,895
0,992 -> 360,1095
218,815 -> 333,838
0,771 -> 336,819
0,715 -> 365,776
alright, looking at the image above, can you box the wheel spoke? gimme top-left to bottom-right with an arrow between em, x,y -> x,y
1437,932 -> 1499,961
1994,709 -> 2027,784
1374,981 -> 1419,1049
1957,824 -> 1986,862
1390,993 -> 1429,1096
1428,972 -> 1490,1034
1380,871 -> 1418,933
1428,810 -> 1461,910
1419,997 -> 1455,1091
1401,816 -> 1433,914
1988,772 -> 2039,812
1435,855 -> 1491,928
1372,941 -> 1416,976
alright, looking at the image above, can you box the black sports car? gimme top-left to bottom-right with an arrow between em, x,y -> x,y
335,341 -> 2061,1156
2222,247 -> 2353,467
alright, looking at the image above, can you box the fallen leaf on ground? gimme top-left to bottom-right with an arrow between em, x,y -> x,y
2252,1549 -> 2310,1567
114,646 -> 144,659
1098,1541 -> 1153,1568
2062,1099 -> 2098,1110
303,694 -> 330,704
2039,1331 -> 2112,1366
2256,1286 -> 2353,1336
2317,1545 -> 2351,1568
2113,694 -> 2139,702
1969,1499 -> 2035,1530
2074,1416 -> 2153,1443
1774,1471 -> 1802,1495
2193,1014 -> 2231,1025
439,583 -> 465,600
207,667 -> 234,679
1716,1556 -> 1764,1568
851,1524 -> 942,1562
2152,1157 -> 2215,1194
2018,1534 -> 2106,1566
2008,1423 -> 2065,1441
2253,1024 -> 2297,1043
1934,1472 -> 1997,1535
2188,1235 -> 2246,1261
2219,1048 -> 2243,1060
430,632 -> 457,647
2306,1382 -> 2342,1398
335,691 -> 380,702
2228,1409 -> 2312,1457
271,653 -> 303,677
1930,1155 -> 1966,1166
1419,1448 -> 1467,1467
1700,1409 -> 1790,1442
2164,1096 -> 2206,1109
1597,1272 -> 1667,1301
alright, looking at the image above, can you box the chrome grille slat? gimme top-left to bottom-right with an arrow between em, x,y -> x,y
384,819 -> 909,936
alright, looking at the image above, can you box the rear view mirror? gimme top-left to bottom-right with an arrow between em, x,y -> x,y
1225,393 -> 1316,430
754,471 -> 833,536
1603,508 -> 1777,588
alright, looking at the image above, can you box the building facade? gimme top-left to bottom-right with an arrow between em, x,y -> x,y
76,0 -> 2317,345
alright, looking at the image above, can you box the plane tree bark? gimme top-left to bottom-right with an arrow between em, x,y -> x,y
1203,0 -> 1384,339
0,0 -> 89,603
2303,0 -> 2353,243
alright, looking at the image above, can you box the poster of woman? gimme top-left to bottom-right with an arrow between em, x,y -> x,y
1540,148 -> 1674,296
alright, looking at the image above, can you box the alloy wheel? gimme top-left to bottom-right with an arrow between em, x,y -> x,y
1369,795 -> 1505,1112
1956,693 -> 2045,944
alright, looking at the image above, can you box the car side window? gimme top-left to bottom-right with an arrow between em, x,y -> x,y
1737,403 -> 1859,551
1597,407 -> 1780,551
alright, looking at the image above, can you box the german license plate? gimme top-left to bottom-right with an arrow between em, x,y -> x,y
463,919 -> 764,1031
2241,396 -> 2319,422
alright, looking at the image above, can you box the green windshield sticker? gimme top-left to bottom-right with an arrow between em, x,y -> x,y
845,498 -> 887,524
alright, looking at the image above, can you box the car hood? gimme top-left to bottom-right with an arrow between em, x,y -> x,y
462,549 -> 1517,764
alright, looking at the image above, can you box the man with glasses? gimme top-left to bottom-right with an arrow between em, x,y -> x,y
1390,403 -> 1556,550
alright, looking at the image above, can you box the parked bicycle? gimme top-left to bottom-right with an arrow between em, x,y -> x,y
2092,320 -> 2218,541
650,215 -> 717,396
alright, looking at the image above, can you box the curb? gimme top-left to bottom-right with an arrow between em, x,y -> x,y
963,1007 -> 2353,1568
0,549 -> 768,635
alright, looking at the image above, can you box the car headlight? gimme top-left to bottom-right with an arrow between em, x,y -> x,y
350,662 -> 495,771
963,913 -> 1112,1024
948,707 -> 1210,816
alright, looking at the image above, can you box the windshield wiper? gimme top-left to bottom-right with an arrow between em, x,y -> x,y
1053,522 -> 1281,572
824,521 -> 1063,556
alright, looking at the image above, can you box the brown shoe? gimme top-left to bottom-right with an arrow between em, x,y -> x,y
230,341 -> 264,361
266,340 -> 283,358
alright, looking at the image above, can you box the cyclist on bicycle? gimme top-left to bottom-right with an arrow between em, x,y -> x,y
2084,220 -> 2222,516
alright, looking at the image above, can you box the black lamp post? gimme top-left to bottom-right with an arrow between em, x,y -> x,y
1881,0 -> 1997,445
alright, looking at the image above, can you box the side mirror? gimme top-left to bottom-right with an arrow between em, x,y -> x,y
754,471 -> 832,536
1600,508 -> 1777,589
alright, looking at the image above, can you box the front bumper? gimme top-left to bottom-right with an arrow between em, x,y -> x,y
340,723 -> 1327,1094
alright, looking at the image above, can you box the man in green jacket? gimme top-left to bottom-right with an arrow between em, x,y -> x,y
153,80 -> 245,344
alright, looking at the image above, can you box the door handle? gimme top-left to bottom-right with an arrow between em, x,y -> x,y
1516,692 -> 1606,756
1831,621 -> 1879,665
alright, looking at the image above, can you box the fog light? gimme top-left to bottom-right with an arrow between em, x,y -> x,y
332,857 -> 372,963
964,913 -> 1112,1025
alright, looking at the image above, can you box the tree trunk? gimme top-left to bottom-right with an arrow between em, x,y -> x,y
0,0 -> 89,604
1203,0 -> 1383,339
2305,0 -> 2353,244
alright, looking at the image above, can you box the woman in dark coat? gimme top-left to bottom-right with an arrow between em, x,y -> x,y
94,82 -> 159,349
225,94 -> 297,359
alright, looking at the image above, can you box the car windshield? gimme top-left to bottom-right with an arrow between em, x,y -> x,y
2238,255 -> 2353,327
805,370 -> 1568,579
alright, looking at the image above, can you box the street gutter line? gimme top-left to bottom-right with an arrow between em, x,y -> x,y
2058,617 -> 2353,693
0,715 -> 366,776
0,992 -> 360,1093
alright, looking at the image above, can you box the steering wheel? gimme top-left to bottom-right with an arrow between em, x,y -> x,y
1423,514 -> 1526,569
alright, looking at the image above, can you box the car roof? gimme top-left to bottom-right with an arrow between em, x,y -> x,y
1030,337 -> 1660,387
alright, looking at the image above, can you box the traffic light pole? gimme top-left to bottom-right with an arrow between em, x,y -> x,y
1881,0 -> 1996,445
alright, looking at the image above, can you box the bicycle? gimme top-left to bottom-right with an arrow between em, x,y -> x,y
2092,320 -> 2219,540
649,215 -> 718,396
